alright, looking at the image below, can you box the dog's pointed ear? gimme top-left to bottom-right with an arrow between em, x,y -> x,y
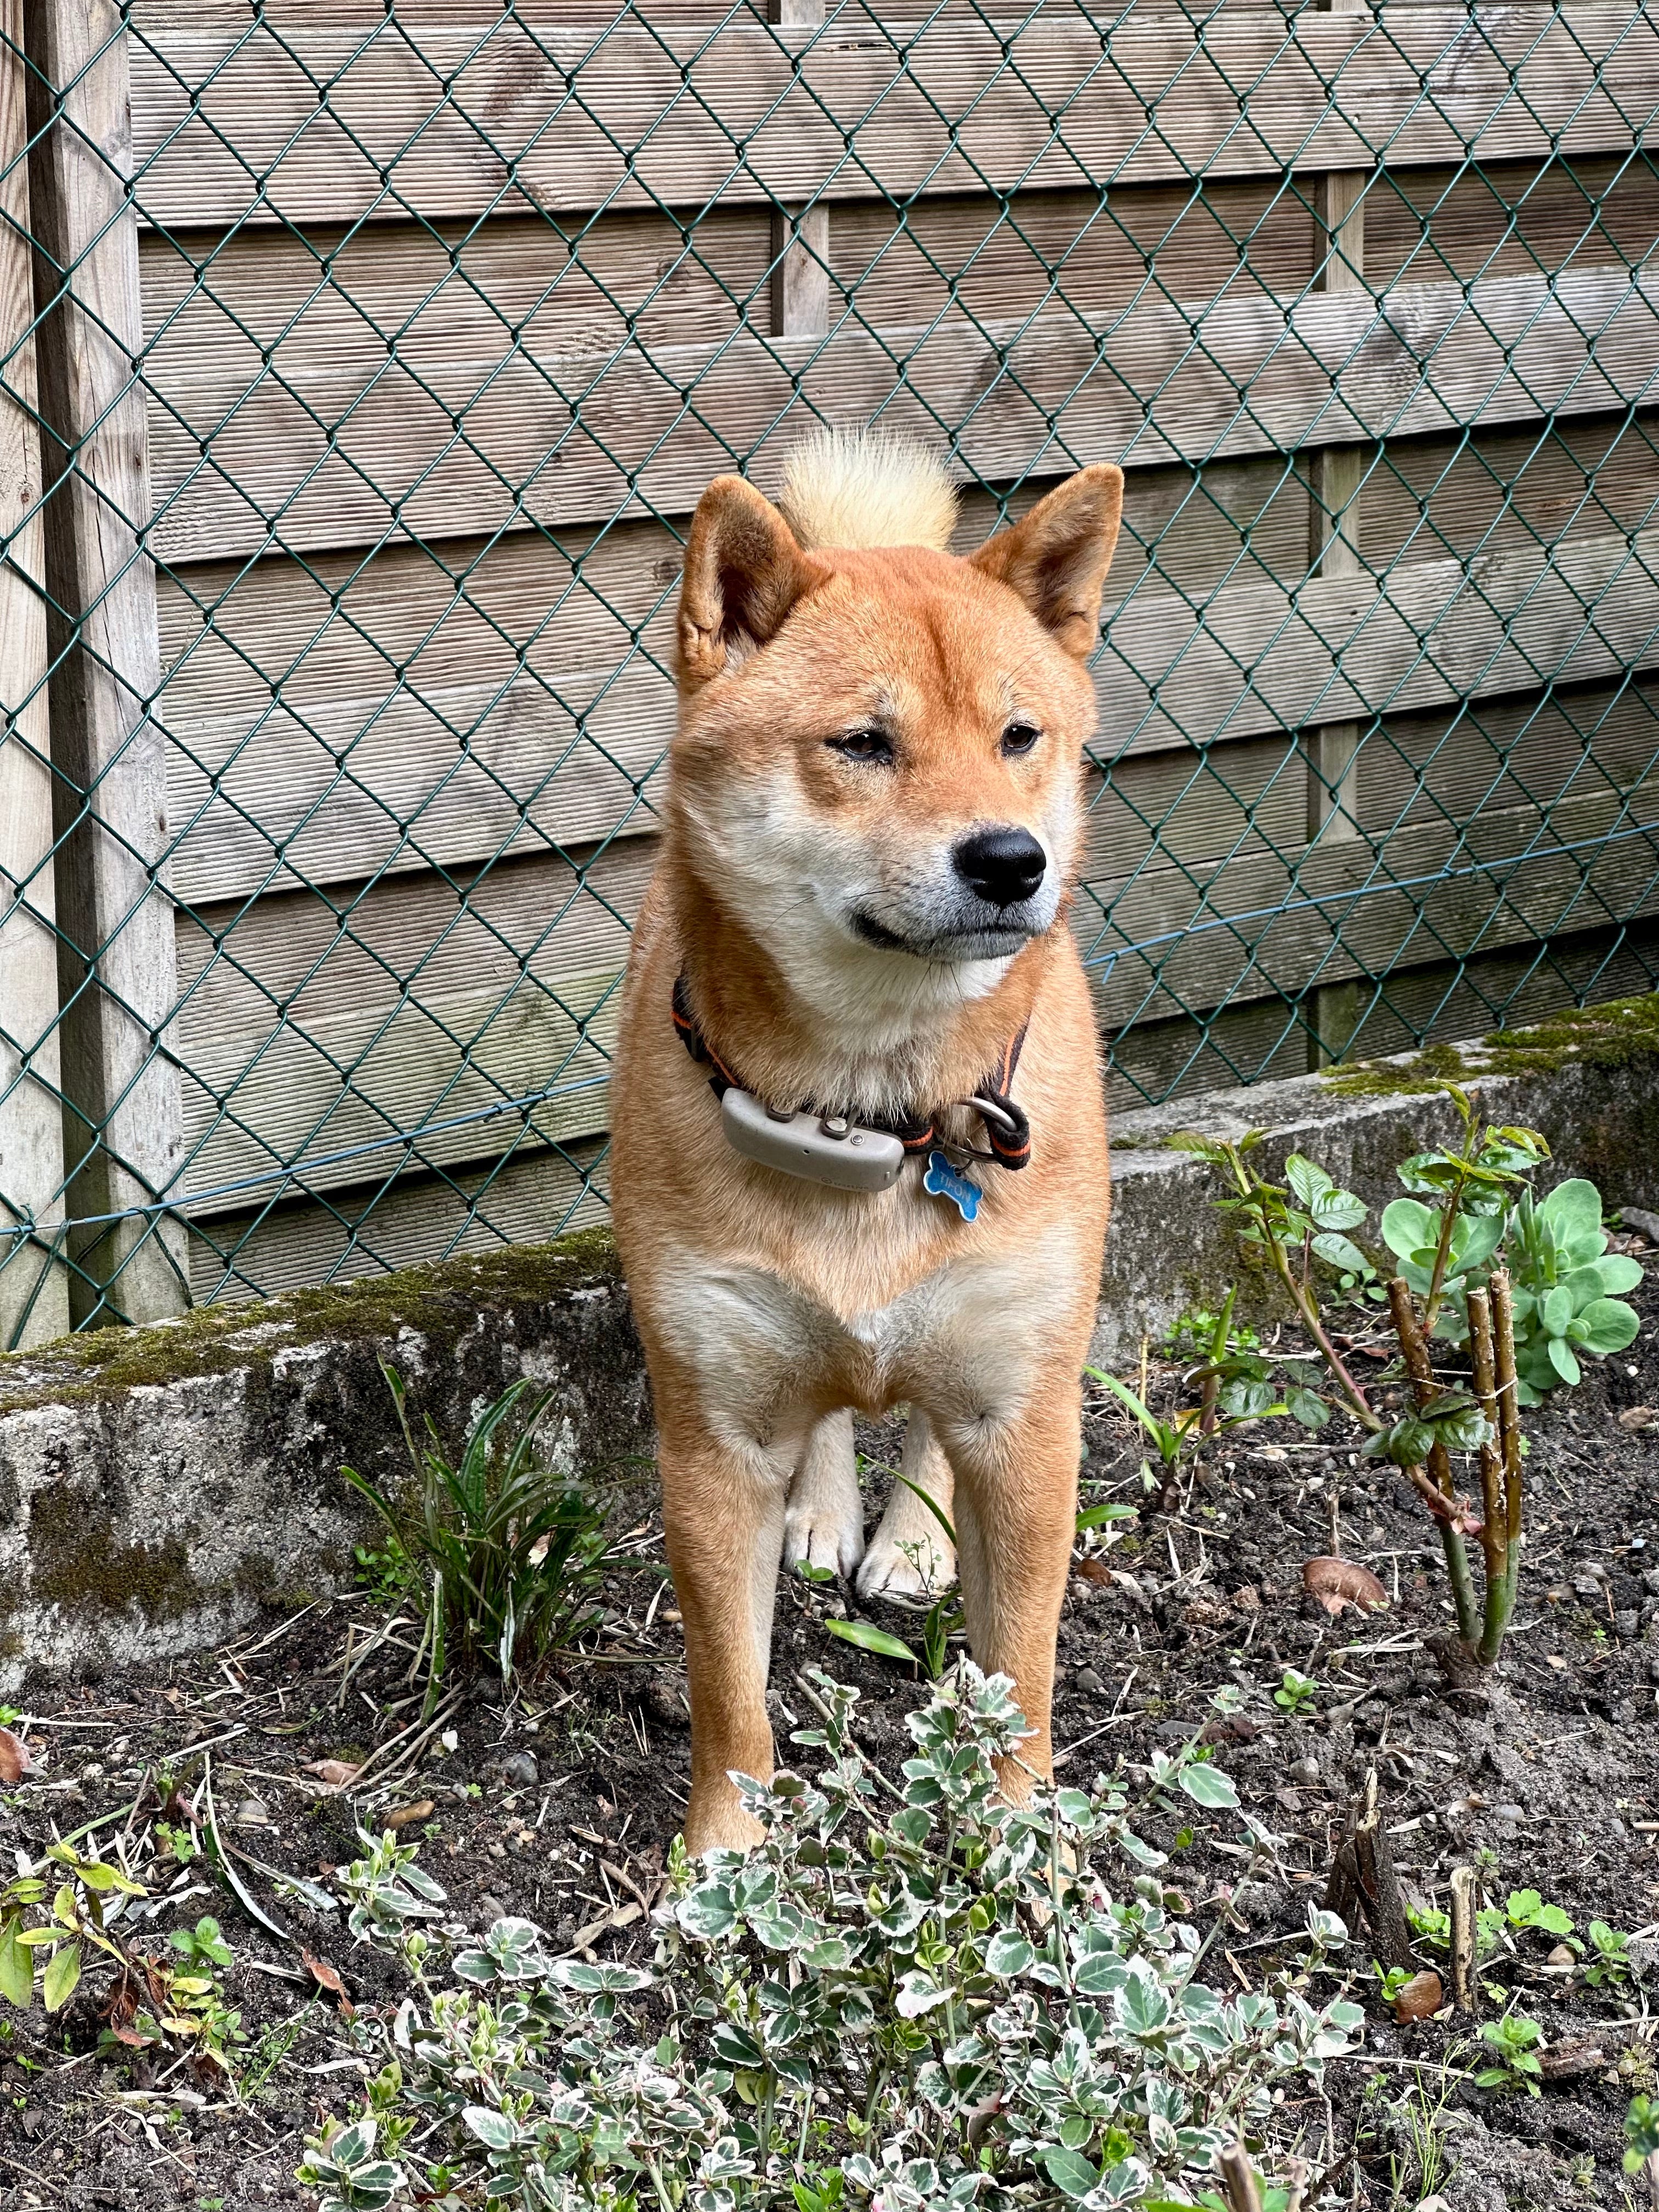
969,464 -> 1124,659
678,476 -> 821,689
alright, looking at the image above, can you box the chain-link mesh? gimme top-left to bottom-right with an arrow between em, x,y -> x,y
1,0 -> 1655,1345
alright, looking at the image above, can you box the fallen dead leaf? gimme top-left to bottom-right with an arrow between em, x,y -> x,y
1074,1557 -> 1112,1587
1391,1970 -> 1443,2022
1303,1556 -> 1390,1617
565,1899 -> 643,1954
301,1950 -> 355,2018
301,1759 -> 362,1789
1618,1405 -> 1657,1431
1232,1585 -> 1261,1613
385,1800 -> 434,1831
1546,1654 -> 1569,1672
0,1726 -> 32,1784
1540,2040 -> 1606,2080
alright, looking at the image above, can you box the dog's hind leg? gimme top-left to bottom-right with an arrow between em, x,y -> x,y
856,1408 -> 956,1600
661,1414 -> 795,1855
782,1408 -> 864,1581
934,1384 -> 1081,1793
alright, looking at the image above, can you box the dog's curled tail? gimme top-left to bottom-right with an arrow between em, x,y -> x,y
778,426 -> 958,554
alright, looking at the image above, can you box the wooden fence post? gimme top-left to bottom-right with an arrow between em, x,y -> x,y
24,0 -> 185,1325
768,0 -> 829,341
1305,0 -> 1371,1070
0,0 -> 67,1347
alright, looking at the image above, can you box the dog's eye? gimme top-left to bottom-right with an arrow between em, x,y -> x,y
830,728 -> 894,765
1002,720 -> 1041,758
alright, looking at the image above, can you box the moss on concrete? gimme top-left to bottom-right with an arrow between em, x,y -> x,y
28,1485 -> 198,1623
1318,994 -> 1659,1099
0,1226 -> 624,1420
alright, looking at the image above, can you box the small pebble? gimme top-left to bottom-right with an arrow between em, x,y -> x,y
79,1763 -> 104,1783
1617,1611 -> 1640,1640
488,1840 -> 506,1859
501,1751 -> 540,1790
476,1892 -> 509,1927
1289,1757 -> 1319,1787
234,1796 -> 269,1826
1074,1666 -> 1107,1696
1490,1802 -> 1525,1826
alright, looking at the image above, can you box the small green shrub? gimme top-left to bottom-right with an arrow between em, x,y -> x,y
343,1366 -> 614,1697
1474,2011 -> 1544,2097
302,1669 -> 1362,2211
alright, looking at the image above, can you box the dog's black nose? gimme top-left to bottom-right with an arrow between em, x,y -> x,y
952,825 -> 1046,909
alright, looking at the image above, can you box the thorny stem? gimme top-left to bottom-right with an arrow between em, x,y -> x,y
1385,1277 -> 1479,1647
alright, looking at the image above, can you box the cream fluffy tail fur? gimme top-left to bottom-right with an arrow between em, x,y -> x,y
778,427 -> 958,553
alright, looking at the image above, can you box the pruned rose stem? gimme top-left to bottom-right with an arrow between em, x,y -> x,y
1385,1276 -> 1479,1645
1254,1199 -> 1378,1429
1489,1267 -> 1524,1612
1466,1285 -> 1515,1664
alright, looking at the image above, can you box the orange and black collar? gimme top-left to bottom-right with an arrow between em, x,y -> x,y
671,974 -> 1031,1170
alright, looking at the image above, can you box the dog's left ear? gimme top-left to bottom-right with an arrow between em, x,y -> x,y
970,464 -> 1124,660
678,476 -> 823,689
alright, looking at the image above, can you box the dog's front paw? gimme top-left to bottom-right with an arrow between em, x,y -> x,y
683,1782 -> 768,1858
855,1530 -> 955,1601
783,1496 -> 864,1581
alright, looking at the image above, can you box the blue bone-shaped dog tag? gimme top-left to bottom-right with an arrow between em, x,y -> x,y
923,1148 -> 981,1221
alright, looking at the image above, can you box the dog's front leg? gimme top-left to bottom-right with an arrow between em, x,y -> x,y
938,1386 -> 1081,1795
661,1414 -> 793,1855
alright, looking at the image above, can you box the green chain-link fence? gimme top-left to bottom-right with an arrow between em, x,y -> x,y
1,0 -> 1655,1348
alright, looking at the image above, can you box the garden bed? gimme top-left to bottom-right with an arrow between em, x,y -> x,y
3,1262 -> 1659,2209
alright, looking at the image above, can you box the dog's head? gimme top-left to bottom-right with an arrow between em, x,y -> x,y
669,436 -> 1121,1019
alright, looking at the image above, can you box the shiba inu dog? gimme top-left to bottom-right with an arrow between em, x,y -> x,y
611,431 -> 1121,1852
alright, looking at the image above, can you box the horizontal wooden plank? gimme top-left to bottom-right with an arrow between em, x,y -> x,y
160,513 -> 1659,901
1092,522 -> 1659,759
127,7 -> 1659,231
144,254 -> 1659,560
187,1135 -> 609,1306
1080,772 -> 1659,1028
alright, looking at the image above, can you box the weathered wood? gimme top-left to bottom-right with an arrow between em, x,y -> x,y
140,256 -> 1659,560
0,0 -> 67,1346
768,0 -> 830,342
122,7 -> 1659,232
25,0 -> 186,1323
1305,24 -> 1369,1068
1081,768 -> 1659,1026
1448,1864 -> 1478,2012
1325,1768 -> 1414,1968
159,518 -> 1659,902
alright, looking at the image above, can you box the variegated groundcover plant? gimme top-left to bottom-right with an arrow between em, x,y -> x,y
301,1670 -> 1361,2212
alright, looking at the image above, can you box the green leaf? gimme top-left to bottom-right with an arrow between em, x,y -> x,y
1541,1285 -> 1573,1338
1285,1154 -> 1332,1210
1282,1385 -> 1330,1431
825,1620 -> 915,1666
1575,1297 -> 1640,1356
0,1921 -> 32,2007
1311,1232 -> 1369,1274
42,1939 -> 80,2013
1585,1254 -> 1644,1297
1178,1762 -> 1239,1810
1380,1197 -> 1434,1261
1076,1503 -> 1138,1531
1041,2148 -> 1099,2199
1546,1335 -> 1582,1385
462,2107 -> 520,2152
984,1929 -> 1035,1977
1539,1179 -> 1604,1241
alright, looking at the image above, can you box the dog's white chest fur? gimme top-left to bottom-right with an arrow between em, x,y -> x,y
652,1230 -> 1079,1458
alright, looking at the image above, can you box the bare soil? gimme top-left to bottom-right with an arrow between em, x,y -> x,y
4,1271 -> 1659,2209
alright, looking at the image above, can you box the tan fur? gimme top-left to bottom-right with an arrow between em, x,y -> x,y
613,443 -> 1124,1852
779,427 -> 959,552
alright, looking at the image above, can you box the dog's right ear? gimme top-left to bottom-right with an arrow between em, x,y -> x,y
678,477 -> 822,689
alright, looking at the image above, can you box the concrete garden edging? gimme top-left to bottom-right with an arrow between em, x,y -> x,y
3,996 -> 1657,1689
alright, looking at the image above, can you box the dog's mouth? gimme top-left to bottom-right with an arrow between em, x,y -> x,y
850,908 -> 1039,961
